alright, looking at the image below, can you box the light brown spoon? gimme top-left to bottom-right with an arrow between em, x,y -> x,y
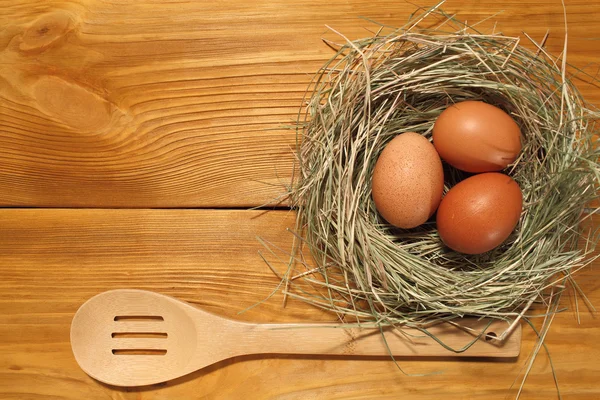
70,289 -> 521,387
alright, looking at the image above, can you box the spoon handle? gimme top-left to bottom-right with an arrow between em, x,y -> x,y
239,318 -> 520,358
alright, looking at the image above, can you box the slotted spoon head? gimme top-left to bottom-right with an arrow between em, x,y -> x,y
70,289 -> 201,386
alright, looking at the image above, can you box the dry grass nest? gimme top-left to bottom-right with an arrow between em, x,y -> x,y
280,9 -> 600,338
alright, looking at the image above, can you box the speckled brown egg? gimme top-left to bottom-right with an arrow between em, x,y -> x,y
436,172 -> 523,254
371,132 -> 444,229
433,101 -> 522,173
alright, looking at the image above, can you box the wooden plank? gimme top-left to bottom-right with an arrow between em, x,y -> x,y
0,209 -> 598,399
1,0 -> 599,207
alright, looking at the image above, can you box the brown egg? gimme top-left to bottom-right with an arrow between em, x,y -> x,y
436,172 -> 522,254
372,132 -> 444,229
433,101 -> 522,173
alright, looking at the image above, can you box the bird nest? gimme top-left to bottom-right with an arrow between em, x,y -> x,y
278,10 -> 600,339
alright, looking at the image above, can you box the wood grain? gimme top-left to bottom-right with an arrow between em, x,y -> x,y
2,1 -> 600,399
1,209 -> 599,399
1,0 -> 599,207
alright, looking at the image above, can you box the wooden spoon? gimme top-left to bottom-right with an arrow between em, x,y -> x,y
70,289 -> 521,387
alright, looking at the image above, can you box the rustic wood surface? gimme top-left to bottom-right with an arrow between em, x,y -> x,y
1,0 -> 599,399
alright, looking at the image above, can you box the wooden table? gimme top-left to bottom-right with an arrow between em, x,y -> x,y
1,1 -> 599,399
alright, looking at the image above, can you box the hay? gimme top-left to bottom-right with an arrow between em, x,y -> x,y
281,6 -> 600,339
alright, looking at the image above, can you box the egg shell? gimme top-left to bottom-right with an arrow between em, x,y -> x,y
436,172 -> 522,254
371,132 -> 444,229
433,101 -> 522,173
